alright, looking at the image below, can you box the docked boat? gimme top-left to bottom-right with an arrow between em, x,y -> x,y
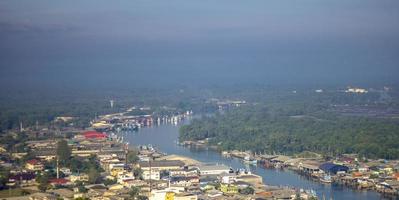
114,123 -> 139,131
320,174 -> 332,183
243,156 -> 257,165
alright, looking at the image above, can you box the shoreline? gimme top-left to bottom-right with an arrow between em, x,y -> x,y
179,140 -> 399,199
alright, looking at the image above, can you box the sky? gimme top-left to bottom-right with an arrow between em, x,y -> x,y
0,0 -> 398,90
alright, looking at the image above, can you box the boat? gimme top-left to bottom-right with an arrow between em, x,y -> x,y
114,123 -> 139,131
320,174 -> 332,183
221,151 -> 231,157
243,156 -> 257,165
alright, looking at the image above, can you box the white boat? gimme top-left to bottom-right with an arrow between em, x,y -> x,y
320,174 -> 332,183
243,156 -> 257,165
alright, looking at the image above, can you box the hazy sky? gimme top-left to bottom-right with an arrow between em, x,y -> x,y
0,0 -> 398,89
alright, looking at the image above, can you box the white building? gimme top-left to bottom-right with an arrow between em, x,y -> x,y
198,164 -> 230,175
143,169 -> 160,180
219,172 -> 237,184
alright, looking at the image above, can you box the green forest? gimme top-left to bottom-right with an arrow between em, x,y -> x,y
179,104 -> 399,159
0,88 -> 217,132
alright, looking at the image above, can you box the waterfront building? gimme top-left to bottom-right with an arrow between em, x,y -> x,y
169,168 -> 198,177
319,162 -> 349,174
219,172 -> 237,184
139,160 -> 185,171
198,164 -> 230,175
299,161 -> 321,174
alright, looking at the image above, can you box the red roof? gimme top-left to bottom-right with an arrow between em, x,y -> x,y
26,159 -> 41,165
49,178 -> 69,184
83,131 -> 107,139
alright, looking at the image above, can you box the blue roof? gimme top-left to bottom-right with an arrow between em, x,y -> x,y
319,162 -> 349,174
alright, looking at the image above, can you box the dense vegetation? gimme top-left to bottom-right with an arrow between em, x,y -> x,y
0,88 -> 217,132
2,84 -> 399,159
180,92 -> 399,159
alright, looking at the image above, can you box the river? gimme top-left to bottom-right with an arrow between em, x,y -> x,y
121,120 -> 387,200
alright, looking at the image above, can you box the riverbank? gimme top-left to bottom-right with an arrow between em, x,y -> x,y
124,119 -> 387,199
137,146 -> 319,199
180,140 -> 399,199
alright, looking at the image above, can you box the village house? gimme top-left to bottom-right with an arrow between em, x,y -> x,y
69,173 -> 89,183
99,155 -> 123,171
220,183 -> 238,195
218,172 -> 237,184
199,176 -> 219,187
34,150 -> 56,161
169,168 -> 198,177
358,164 -> 370,173
12,152 -> 28,159
138,154 -> 151,162
143,169 -> 161,180
26,140 -> 58,149
7,172 -> 36,187
25,159 -> 44,171
49,188 -> 75,200
85,184 -> 109,198
205,189 -> 223,199
173,193 -> 198,200
59,167 -> 72,175
110,163 -> 128,177
29,192 -> 58,200
170,176 -> 200,187
0,145 -> 7,153
149,187 -> 197,200
116,172 -> 135,184
49,178 -> 71,187
122,179 -> 148,188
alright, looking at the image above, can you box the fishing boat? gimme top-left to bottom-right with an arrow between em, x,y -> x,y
320,174 -> 332,183
243,156 -> 257,165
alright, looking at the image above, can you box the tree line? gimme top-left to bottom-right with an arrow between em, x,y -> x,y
179,104 -> 399,159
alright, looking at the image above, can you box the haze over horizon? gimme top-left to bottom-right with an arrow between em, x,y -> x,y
1,0 -> 398,90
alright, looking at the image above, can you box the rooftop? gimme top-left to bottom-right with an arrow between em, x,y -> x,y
139,160 -> 185,168
198,164 -> 230,171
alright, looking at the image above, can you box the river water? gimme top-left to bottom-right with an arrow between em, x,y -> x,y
122,121 -> 387,200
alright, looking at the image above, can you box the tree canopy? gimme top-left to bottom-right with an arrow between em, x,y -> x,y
180,104 -> 399,159
56,140 -> 71,166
